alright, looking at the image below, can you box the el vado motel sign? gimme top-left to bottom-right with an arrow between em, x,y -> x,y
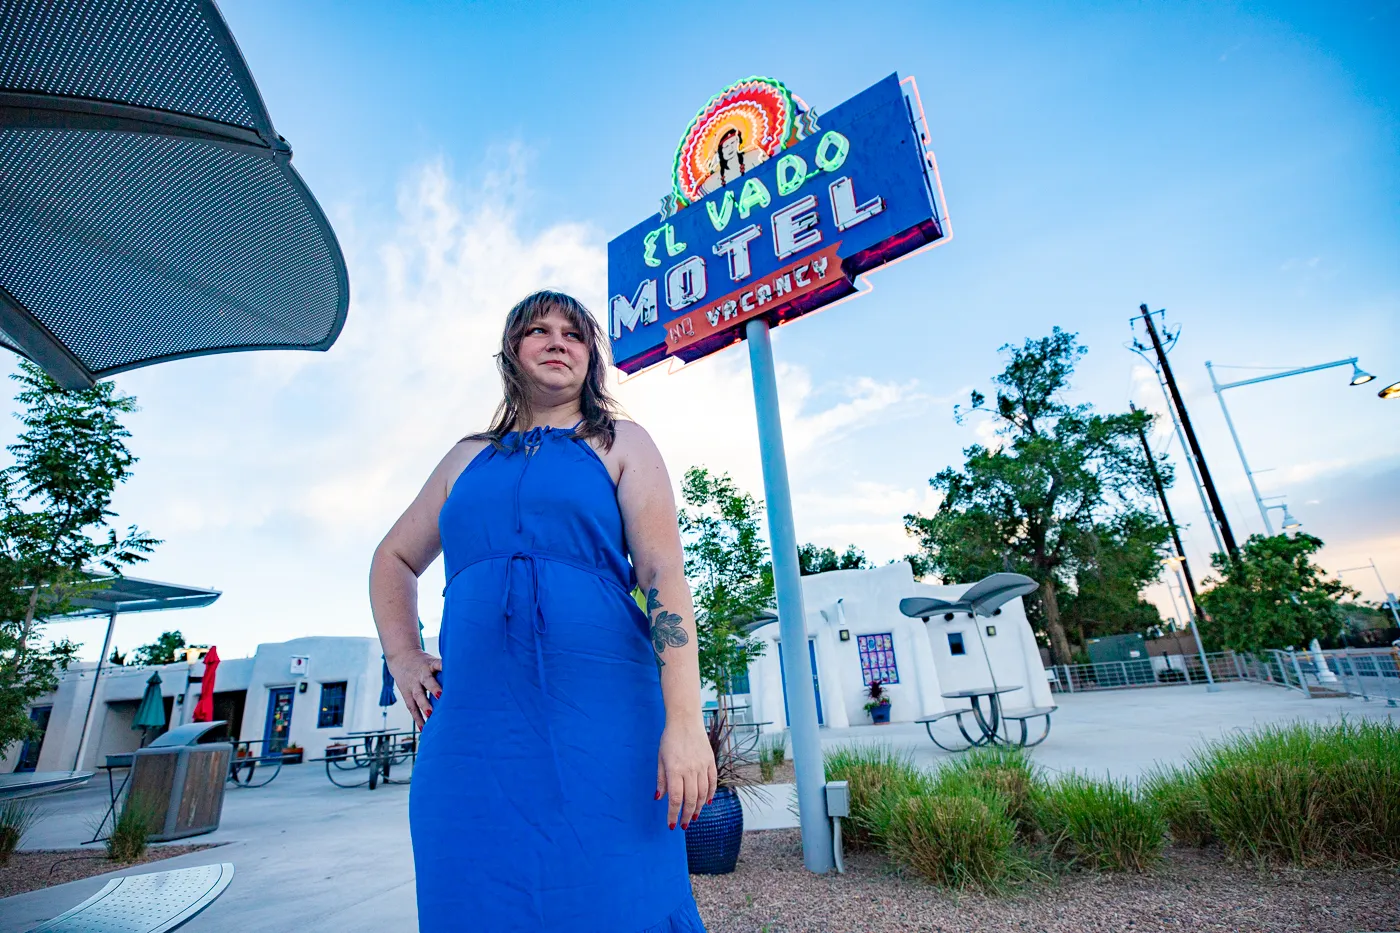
608,73 -> 949,372
605,73 -> 949,874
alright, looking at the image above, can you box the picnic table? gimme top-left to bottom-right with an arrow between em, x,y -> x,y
702,705 -> 773,761
917,686 -> 1058,751
227,738 -> 285,788
316,728 -> 418,790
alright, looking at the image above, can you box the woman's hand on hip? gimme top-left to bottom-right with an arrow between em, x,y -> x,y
386,648 -> 442,728
656,721 -> 717,830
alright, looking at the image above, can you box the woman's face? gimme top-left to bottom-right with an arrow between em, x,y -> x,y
719,132 -> 740,161
517,307 -> 588,399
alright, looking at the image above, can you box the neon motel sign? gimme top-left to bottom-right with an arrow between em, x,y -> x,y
608,73 -> 948,374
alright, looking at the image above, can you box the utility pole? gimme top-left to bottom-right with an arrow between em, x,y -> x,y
1129,403 -> 1204,615
1131,402 -> 1219,691
1137,305 -> 1237,559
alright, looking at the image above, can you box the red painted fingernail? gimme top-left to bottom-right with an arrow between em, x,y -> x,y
434,691 -> 441,698
681,821 -> 689,830
669,822 -> 675,830
654,790 -> 661,800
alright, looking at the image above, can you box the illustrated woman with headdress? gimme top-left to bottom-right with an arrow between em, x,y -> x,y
698,127 -> 768,195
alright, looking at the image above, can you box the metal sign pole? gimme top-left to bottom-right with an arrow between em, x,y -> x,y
745,317 -> 833,873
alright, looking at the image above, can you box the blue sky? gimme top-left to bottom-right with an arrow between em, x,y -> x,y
20,1 -> 1399,660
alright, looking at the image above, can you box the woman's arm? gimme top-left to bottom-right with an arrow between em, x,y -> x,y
368,443 -> 473,727
614,420 -> 717,830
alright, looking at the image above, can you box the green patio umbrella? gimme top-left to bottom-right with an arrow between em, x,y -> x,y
132,671 -> 166,744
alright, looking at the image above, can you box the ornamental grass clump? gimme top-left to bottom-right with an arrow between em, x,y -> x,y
882,786 -> 1019,891
1142,766 -> 1213,847
938,746 -> 1042,840
106,794 -> 157,863
1034,773 -> 1165,872
823,744 -> 931,850
1189,719 -> 1400,867
0,798 -> 38,865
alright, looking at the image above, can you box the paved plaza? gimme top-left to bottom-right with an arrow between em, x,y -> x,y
2,682 -> 1396,932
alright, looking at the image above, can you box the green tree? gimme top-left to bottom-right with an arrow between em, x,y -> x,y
0,361 -> 159,756
132,631 -> 186,667
676,467 -> 772,697
108,645 -> 126,666
903,329 -> 1168,665
1058,511 -> 1170,643
797,542 -> 869,576
1196,533 -> 1353,652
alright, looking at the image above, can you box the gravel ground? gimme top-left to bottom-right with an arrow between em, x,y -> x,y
690,829 -> 1400,933
0,844 -> 216,899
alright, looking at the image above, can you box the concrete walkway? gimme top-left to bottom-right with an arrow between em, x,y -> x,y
2,682 -> 1395,932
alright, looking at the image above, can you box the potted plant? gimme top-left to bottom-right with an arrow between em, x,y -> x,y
684,705 -> 771,875
280,743 -> 303,764
325,742 -> 349,760
863,678 -> 892,724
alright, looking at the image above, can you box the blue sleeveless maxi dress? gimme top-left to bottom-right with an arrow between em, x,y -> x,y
410,422 -> 708,933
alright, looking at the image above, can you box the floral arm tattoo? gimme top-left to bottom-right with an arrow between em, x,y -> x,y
646,587 -> 689,667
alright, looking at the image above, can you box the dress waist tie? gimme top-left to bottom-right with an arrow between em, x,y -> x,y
501,551 -> 567,801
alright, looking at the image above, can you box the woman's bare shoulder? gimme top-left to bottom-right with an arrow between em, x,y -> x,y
436,436 -> 493,498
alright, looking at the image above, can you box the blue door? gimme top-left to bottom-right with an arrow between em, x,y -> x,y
777,639 -> 824,726
263,687 -> 294,753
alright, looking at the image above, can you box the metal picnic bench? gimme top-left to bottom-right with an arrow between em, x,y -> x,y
918,686 -> 1057,751
312,729 -> 418,790
26,863 -> 235,933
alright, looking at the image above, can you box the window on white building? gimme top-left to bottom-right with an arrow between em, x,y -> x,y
857,632 -> 899,685
947,632 -> 966,656
318,682 -> 347,728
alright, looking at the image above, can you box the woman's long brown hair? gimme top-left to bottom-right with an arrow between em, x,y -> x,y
465,290 -> 624,452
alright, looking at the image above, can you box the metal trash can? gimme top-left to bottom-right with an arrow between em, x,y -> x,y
127,721 -> 232,841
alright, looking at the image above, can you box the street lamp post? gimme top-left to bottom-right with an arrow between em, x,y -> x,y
1164,555 -> 1219,692
1338,559 -> 1400,628
1206,358 -> 1374,536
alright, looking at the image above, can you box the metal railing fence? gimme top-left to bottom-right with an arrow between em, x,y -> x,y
1047,646 -> 1400,706
1049,651 -> 1241,693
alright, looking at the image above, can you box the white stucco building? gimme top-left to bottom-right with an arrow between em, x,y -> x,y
3,635 -> 434,775
726,561 -> 1054,731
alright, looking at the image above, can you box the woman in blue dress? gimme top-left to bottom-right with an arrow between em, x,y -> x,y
369,290 -> 714,932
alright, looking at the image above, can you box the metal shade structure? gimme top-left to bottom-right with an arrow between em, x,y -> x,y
0,0 -> 349,389
899,572 -> 1040,620
53,573 -> 221,770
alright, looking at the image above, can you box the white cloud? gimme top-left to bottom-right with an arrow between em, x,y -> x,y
74,151 -> 935,659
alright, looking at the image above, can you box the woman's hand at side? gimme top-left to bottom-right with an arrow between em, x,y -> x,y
656,720 -> 717,830
387,648 -> 443,729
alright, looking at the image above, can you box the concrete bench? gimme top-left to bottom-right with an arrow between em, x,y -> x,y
1000,706 -> 1058,747
28,862 -> 234,932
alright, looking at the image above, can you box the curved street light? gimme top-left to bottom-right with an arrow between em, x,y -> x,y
1206,357 -> 1379,535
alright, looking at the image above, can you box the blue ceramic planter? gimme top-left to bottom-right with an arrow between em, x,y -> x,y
869,704 -> 891,724
685,785 -> 743,874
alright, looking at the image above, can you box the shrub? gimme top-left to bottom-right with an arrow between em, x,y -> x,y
882,788 -> 1018,890
1189,719 -> 1400,866
755,739 -> 776,782
1142,766 -> 1213,847
938,746 -> 1041,839
0,798 -> 39,864
107,794 -> 157,863
824,744 -> 931,850
1034,774 -> 1165,872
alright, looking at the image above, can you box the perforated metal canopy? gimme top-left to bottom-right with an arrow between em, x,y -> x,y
58,573 -> 221,618
0,0 -> 349,388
